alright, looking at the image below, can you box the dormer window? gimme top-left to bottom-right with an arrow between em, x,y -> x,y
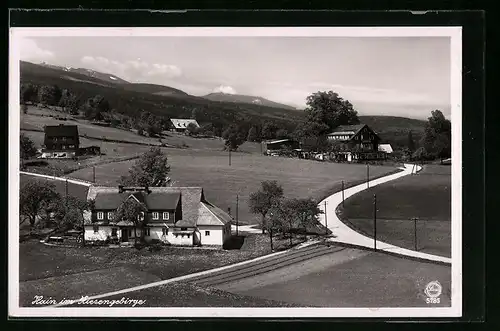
162,212 -> 169,220
152,212 -> 159,220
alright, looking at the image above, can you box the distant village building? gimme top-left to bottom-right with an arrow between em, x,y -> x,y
41,124 -> 80,158
170,119 -> 200,133
262,139 -> 301,155
378,143 -> 394,154
327,124 -> 386,162
84,186 -> 232,247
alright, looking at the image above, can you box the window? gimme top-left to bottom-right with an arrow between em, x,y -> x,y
152,212 -> 159,220
128,229 -> 132,236
93,225 -> 99,233
111,228 -> 117,237
145,228 -> 150,236
53,137 -> 58,142
162,228 -> 168,236
205,231 -> 210,236
62,145 -> 66,149
162,212 -> 169,220
107,212 -> 114,220
97,212 -> 104,220
137,212 -> 145,221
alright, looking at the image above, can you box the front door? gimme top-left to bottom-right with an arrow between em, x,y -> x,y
121,228 -> 129,242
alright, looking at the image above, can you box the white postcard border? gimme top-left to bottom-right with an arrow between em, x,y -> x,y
9,26 -> 463,318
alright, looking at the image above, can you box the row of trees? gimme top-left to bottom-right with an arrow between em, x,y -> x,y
249,180 -> 323,251
20,181 -> 93,234
399,110 -> 451,161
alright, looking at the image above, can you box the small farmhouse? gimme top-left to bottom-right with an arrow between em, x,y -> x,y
170,119 -> 200,133
84,186 -> 232,247
41,124 -> 80,158
327,124 -> 386,162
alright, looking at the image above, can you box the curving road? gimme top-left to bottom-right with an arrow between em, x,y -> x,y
317,163 -> 451,264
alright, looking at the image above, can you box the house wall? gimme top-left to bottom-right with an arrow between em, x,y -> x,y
84,225 -> 112,241
197,224 -> 231,246
144,226 -> 194,246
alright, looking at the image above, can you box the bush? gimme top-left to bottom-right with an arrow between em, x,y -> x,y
134,242 -> 146,250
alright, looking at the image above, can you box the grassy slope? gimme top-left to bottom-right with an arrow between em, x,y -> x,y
69,151 -> 397,225
359,115 -> 426,149
338,165 -> 451,257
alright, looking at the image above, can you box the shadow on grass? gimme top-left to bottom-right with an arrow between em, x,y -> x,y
223,235 -> 246,250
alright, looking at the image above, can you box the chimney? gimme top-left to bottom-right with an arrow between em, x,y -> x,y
118,185 -> 124,193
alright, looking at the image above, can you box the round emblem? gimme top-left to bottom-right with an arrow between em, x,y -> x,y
424,281 -> 442,298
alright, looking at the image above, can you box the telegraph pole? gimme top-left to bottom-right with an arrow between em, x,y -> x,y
412,217 -> 419,251
93,166 -> 96,183
373,193 -> 377,250
229,148 -> 231,166
324,200 -> 328,235
367,164 -> 370,188
341,180 -> 345,207
236,194 -> 239,236
65,179 -> 69,209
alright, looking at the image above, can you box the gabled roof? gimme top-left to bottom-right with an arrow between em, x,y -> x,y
94,191 -> 181,211
198,202 -> 232,226
378,144 -> 393,153
328,124 -> 366,136
86,186 -> 205,228
44,124 -> 79,137
170,119 -> 200,129
264,139 -> 292,145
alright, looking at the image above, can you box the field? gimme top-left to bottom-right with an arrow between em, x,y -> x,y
338,165 -> 451,257
232,250 -> 451,307
18,233 -> 293,306
69,150 -> 397,225
21,106 -> 261,153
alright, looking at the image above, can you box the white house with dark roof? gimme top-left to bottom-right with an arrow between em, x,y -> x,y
170,119 -> 200,133
84,185 -> 232,247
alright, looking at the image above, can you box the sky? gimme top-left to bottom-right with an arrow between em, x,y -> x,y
19,36 -> 451,119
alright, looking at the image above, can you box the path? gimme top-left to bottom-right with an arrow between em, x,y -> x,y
20,171 -> 93,187
318,163 -> 451,264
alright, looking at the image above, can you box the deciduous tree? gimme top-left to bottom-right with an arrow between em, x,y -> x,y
304,91 -> 359,132
284,198 -> 322,240
407,130 -> 416,152
249,180 -> 284,236
246,126 -> 260,142
114,198 -> 148,245
261,121 -> 280,140
186,122 -> 199,136
20,181 -> 60,229
222,124 -> 246,151
20,133 -> 37,160
120,147 -> 171,187
420,110 -> 451,159
52,196 -> 95,234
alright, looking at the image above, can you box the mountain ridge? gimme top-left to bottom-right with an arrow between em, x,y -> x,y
202,92 -> 298,111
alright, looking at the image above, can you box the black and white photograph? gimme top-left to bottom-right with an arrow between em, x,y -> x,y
9,26 -> 462,318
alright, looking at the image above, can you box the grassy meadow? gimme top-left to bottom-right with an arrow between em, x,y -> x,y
69,149 -> 397,225
338,165 -> 451,257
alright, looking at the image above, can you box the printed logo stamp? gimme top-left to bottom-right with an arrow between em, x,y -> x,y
424,281 -> 442,304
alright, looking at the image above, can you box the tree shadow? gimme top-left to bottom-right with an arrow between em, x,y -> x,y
223,235 -> 246,250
